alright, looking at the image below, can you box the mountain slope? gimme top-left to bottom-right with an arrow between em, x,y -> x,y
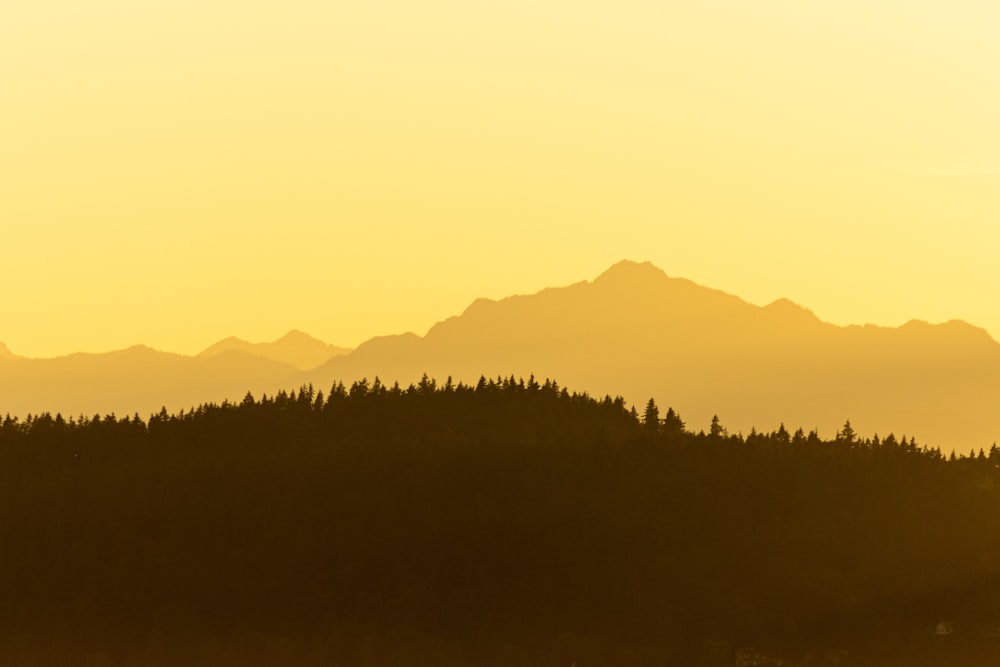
0,346 -> 300,418
3,261 -> 998,450
198,330 -> 350,371
306,260 -> 1000,450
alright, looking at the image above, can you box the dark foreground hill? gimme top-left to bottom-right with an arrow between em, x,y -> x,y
307,260 -> 1000,451
5,261 -> 1000,452
3,378 -> 1000,666
0,330 -> 347,419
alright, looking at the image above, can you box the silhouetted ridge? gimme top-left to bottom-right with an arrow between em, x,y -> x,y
275,329 -> 316,343
3,377 -> 1000,665
762,297 -> 820,322
307,260 -> 1000,450
349,331 -> 423,356
202,335 -> 244,349
899,318 -> 998,343
198,329 -> 350,370
5,260 -> 1000,450
0,342 -> 13,359
458,297 -> 498,318
593,258 -> 668,284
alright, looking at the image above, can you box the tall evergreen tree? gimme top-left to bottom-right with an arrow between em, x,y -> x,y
643,398 -> 660,434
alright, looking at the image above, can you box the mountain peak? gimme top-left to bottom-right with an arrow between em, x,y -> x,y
215,336 -> 247,345
277,329 -> 317,343
0,342 -> 12,359
199,330 -> 349,371
594,260 -> 668,284
763,298 -> 820,322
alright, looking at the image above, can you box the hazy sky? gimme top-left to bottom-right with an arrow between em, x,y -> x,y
3,1 -> 998,357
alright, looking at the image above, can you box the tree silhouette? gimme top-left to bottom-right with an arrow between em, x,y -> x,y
709,413 -> 725,438
643,397 -> 660,434
0,377 -> 996,666
838,419 -> 857,443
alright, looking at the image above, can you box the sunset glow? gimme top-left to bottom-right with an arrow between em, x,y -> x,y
3,1 -> 998,357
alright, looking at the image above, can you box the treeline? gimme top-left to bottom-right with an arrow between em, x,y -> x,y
2,376 -> 1000,666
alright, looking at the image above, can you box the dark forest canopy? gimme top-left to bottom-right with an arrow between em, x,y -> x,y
3,375 -> 1000,666
0,373 -> 986,458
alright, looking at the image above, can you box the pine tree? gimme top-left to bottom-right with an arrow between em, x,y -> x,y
663,407 -> 685,434
710,415 -> 725,439
838,420 -> 856,444
643,398 -> 660,434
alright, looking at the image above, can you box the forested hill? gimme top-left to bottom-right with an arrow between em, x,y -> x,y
305,260 -> 1000,451
5,261 -> 1000,452
4,377 -> 1000,666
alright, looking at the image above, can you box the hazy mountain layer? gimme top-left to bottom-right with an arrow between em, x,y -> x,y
305,261 -> 1000,451
3,261 -> 999,450
0,330 -> 351,418
0,346 -> 300,419
197,329 -> 350,371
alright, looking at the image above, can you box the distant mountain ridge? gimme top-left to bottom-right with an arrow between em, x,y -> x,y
0,332 -> 348,419
2,261 -> 998,450
0,345 -> 300,420
197,329 -> 350,371
303,260 -> 1000,450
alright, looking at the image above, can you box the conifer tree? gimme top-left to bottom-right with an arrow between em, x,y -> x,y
838,420 -> 856,444
710,414 -> 725,439
643,398 -> 660,434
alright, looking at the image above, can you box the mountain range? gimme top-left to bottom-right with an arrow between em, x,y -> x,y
3,260 -> 998,450
197,329 -> 350,371
0,331 -> 345,421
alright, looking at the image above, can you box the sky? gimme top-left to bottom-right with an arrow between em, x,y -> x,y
2,0 -> 998,358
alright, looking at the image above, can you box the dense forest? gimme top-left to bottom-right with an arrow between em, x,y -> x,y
3,375 -> 1000,666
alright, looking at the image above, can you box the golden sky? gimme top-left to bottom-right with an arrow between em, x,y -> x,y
3,1 -> 998,357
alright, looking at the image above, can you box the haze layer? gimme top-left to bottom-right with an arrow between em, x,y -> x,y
2,1 -> 998,357
3,262 -> 997,451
